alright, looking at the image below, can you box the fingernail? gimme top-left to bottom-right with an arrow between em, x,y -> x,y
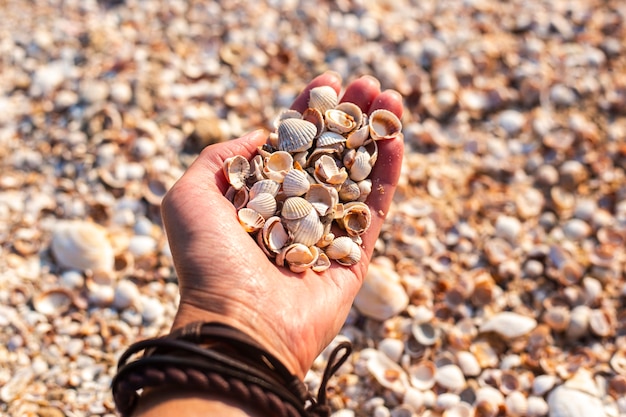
324,70 -> 342,83
361,75 -> 381,89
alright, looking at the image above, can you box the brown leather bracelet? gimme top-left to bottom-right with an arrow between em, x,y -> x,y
111,321 -> 352,417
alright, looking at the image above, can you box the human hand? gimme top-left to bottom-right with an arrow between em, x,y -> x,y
160,72 -> 404,379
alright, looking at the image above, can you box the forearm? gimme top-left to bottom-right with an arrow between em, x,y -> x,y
133,387 -> 270,417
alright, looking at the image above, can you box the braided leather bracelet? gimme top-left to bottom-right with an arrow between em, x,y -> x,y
112,321 -> 352,417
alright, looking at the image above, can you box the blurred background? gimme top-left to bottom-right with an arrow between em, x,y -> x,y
1,0 -> 625,416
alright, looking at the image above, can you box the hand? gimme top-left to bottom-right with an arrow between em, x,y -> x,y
160,72 -> 404,379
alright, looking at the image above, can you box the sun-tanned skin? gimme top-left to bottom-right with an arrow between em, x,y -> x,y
134,72 -> 404,417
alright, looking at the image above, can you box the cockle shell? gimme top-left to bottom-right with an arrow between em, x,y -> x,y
246,192 -> 277,219
282,168 -> 311,197
369,109 -> 402,140
314,154 -> 349,185
547,385 -> 606,417
263,151 -> 293,183
237,208 -> 265,232
50,220 -> 115,272
339,179 -> 361,202
223,155 -> 250,190
348,146 -> 374,182
282,196 -> 315,220
325,236 -> 356,260
340,201 -> 372,237
277,243 -> 319,273
409,360 -> 437,390
317,131 -> 347,148
302,107 -> 325,137
260,216 -> 290,254
305,184 -> 339,217
354,259 -> 409,320
335,239 -> 362,266
412,321 -> 440,346
325,108 -> 359,134
361,348 -> 410,394
346,125 -> 371,149
283,209 -> 325,247
335,102 -> 363,130
277,118 -> 317,152
249,179 -> 280,199
312,252 -> 331,272
308,85 -> 338,113
479,312 -> 537,339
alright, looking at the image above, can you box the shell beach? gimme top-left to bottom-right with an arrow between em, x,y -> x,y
1,0 -> 625,416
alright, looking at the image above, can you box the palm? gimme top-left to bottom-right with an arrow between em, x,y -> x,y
161,73 -> 404,378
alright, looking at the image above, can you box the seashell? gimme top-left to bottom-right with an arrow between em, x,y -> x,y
526,396 -> 549,417
272,109 -> 302,130
283,209 -> 324,247
505,391 -> 528,417
312,252 -> 331,272
260,216 -> 290,254
335,102 -> 364,130
277,118 -> 317,152
566,305 -> 591,341
225,186 -> 250,210
314,154 -> 349,186
470,340 -> 500,368
348,146 -> 374,182
435,364 -> 466,393
325,236 -> 356,260
369,109 -> 402,140
357,179 -> 373,202
1,367 -> 34,403
278,243 -> 319,273
354,259 -> 409,320
249,154 -> 266,182
456,351 -> 482,377
532,374 -> 558,396
408,360 -> 437,390
51,220 -> 115,272
339,201 -> 372,237
246,192 -> 277,219
237,208 -> 265,232
112,279 -> 140,310
346,125 -> 371,149
325,108 -> 359,134
442,403 -> 473,417
263,151 -> 293,183
306,184 -> 339,217
378,338 -> 405,363
308,85 -> 338,113
339,179 -> 361,202
335,239 -> 362,266
543,306 -> 571,332
86,270 -> 116,306
317,131 -> 347,148
411,321 -> 440,346
588,308 -> 613,337
223,155 -> 250,190
302,107 -> 325,137
547,385 -> 606,417
479,312 -> 537,339
436,393 -> 461,411
361,348 -> 410,393
249,179 -> 280,199
281,196 -> 315,220
33,288 -> 74,315
282,168 -> 311,197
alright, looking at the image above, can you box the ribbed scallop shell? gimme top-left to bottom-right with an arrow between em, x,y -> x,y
325,236 -> 354,260
237,208 -> 265,232
249,179 -> 280,199
277,118 -> 317,152
284,209 -> 324,247
308,85 -> 338,113
223,155 -> 250,190
282,169 -> 311,197
346,125 -> 370,149
348,146 -> 373,182
316,131 -> 347,148
246,192 -> 277,219
281,196 -> 314,220
369,109 -> 402,140
263,151 -> 293,183
336,238 -> 362,266
340,201 -> 372,236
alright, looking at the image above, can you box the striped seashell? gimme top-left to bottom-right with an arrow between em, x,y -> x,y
281,196 -> 314,220
282,168 -> 311,197
302,107 -> 325,137
325,108 -> 358,134
249,179 -> 280,199
283,209 -> 324,247
316,131 -> 346,148
346,124 -> 370,149
325,236 -> 355,260
272,109 -> 302,130
335,239 -> 362,266
305,184 -> 339,217
369,109 -> 402,140
246,192 -> 277,219
348,146 -> 373,182
357,179 -> 372,202
223,155 -> 250,190
308,85 -> 338,113
237,208 -> 265,232
277,118 -> 317,152
263,151 -> 293,183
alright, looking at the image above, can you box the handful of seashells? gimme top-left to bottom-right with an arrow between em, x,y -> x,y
222,86 -> 402,273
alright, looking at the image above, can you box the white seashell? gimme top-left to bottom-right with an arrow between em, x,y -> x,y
249,154 -> 266,182
33,288 -> 74,315
325,108 -> 359,134
141,295 -> 165,324
442,403 -> 473,417
308,85 -> 338,113
247,192 -> 277,219
284,209 -> 324,247
588,308 -> 613,337
317,131 -> 347,148
436,393 -> 461,411
411,321 -> 440,346
479,312 -> 537,339
456,351 -> 482,377
357,179 -> 373,202
112,280 -> 140,310
282,196 -> 315,220
225,185 -> 250,210
349,146 -> 374,182
505,391 -> 528,417
282,169 -> 311,197
51,220 -> 115,272
340,201 -> 372,237
325,236 -> 356,260
335,239 -> 362,266
566,305 -> 591,341
335,102 -> 363,129
261,216 -> 290,254
346,125 -> 371,149
1,367 -> 34,403
279,243 -> 319,273
302,107 -> 325,137
354,259 -> 409,320
263,151 -> 293,183
564,369 -> 600,397
533,374 -> 558,396
312,252 -> 331,272
408,360 -> 437,390
223,155 -> 250,190
86,271 -> 116,306
277,118 -> 317,152
314,154 -> 349,185
435,364 -> 466,392
306,184 -> 339,217
475,386 -> 505,410
378,338 -> 405,363
237,208 -> 265,232
526,396 -> 549,417
339,179 -> 361,202
361,348 -> 410,394
249,179 -> 280,199
273,109 -> 302,130
547,385 -> 606,417
369,109 -> 402,140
